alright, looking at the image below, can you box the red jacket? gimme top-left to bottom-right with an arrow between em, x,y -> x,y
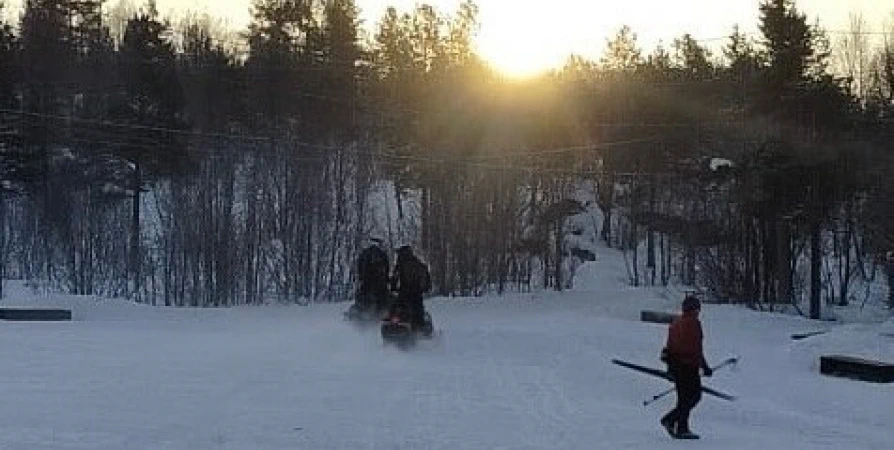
666,312 -> 707,368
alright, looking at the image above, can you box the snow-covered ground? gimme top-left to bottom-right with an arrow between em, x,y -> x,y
0,247 -> 892,449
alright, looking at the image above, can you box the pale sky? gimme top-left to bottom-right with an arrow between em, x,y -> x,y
154,0 -> 894,76
6,0 -> 894,76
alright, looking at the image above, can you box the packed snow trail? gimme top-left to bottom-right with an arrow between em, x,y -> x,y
0,254 -> 892,449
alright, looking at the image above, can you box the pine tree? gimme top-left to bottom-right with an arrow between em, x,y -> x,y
410,4 -> 443,74
178,14 -> 240,131
723,25 -> 761,84
374,7 -> 414,78
16,0 -> 79,282
672,33 -> 713,78
245,0 -> 316,129
19,0 -> 73,148
646,41 -> 673,78
0,0 -> 24,194
319,0 -> 361,139
445,0 -> 479,68
372,5 -> 417,154
71,1 -> 115,119
600,26 -> 642,73
758,0 -> 814,102
752,0 -> 856,318
111,5 -> 187,300
0,1 -> 16,109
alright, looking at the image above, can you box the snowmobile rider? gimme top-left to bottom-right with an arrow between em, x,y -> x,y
355,237 -> 391,313
660,295 -> 712,440
390,245 -> 432,330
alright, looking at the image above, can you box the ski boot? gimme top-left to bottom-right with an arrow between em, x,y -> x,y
659,417 -> 677,438
676,430 -> 700,440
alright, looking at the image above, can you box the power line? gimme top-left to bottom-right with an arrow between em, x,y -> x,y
467,136 -> 661,160
0,108 -> 298,145
0,107 -> 732,150
55,131 -> 608,178
824,29 -> 892,36
11,111 -> 888,183
0,108 -> 680,177
687,27 -> 892,45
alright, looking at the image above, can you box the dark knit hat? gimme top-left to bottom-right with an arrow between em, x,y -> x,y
682,295 -> 701,312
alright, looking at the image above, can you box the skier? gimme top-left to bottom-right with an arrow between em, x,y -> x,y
353,237 -> 391,316
389,245 -> 432,333
659,295 -> 713,440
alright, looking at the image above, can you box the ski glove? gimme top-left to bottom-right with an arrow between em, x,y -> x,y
702,366 -> 713,377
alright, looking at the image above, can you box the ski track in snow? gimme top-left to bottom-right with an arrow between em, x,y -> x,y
0,254 -> 892,449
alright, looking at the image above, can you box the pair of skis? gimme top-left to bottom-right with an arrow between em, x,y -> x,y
611,356 -> 738,405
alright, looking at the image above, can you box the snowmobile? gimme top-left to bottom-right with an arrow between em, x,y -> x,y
343,291 -> 392,327
380,301 -> 435,349
343,303 -> 384,323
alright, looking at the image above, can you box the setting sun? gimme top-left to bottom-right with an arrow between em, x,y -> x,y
474,5 -> 575,78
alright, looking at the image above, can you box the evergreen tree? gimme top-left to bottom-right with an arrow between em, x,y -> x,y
178,14 -> 241,131
867,30 -> 894,114
0,1 -> 16,109
646,41 -> 673,78
71,1 -> 116,120
17,0 -> 78,282
245,0 -> 316,129
672,33 -> 714,78
751,0 -> 855,318
19,0 -> 73,145
757,0 -> 814,104
111,4 -> 187,299
410,4 -> 443,73
318,0 -> 362,139
115,5 -> 185,152
374,7 -> 414,78
445,0 -> 479,68
372,5 -> 419,169
600,25 -> 642,73
722,25 -> 761,86
0,0 -> 25,193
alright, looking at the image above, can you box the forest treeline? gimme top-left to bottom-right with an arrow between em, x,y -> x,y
0,0 -> 892,318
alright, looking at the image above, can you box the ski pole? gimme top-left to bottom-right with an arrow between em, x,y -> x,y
643,386 -> 675,406
643,356 -> 739,407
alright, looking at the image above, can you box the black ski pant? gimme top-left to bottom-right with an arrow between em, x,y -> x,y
662,363 -> 702,433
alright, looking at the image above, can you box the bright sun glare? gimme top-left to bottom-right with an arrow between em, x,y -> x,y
471,1 -> 623,79
475,6 -> 572,79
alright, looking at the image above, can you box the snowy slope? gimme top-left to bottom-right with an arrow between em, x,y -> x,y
0,246 -> 892,449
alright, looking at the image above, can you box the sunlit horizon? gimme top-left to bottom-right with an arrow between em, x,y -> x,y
4,0 -> 893,78
153,0 -> 893,78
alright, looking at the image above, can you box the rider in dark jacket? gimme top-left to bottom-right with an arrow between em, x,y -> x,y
355,238 -> 391,312
390,245 -> 431,330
